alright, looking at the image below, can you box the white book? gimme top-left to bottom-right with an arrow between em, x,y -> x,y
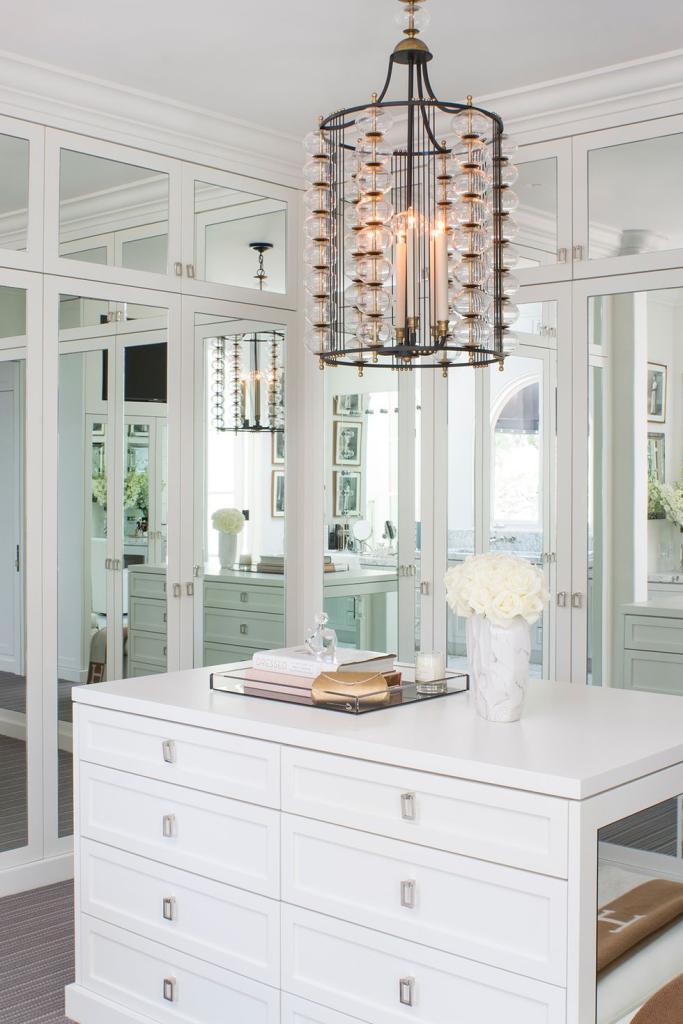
252,646 -> 396,679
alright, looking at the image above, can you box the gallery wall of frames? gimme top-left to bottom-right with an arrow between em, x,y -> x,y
2,77 -> 683,893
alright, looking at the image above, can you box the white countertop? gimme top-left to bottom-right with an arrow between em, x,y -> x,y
73,668 -> 683,800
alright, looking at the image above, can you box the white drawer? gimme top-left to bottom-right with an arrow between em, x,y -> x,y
624,614 -> 683,655
622,649 -> 683,695
282,748 -> 568,877
80,915 -> 278,1024
205,581 -> 284,615
77,704 -> 280,807
81,839 -> 280,986
129,571 -> 166,600
80,763 -> 279,897
282,905 -> 565,1024
281,815 -> 567,985
282,994 -> 367,1024
129,595 -> 167,635
128,631 -> 167,667
204,608 -> 285,647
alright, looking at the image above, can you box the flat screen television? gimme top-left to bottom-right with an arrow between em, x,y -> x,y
101,343 -> 167,403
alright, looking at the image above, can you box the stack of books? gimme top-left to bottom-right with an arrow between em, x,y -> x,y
236,646 -> 397,699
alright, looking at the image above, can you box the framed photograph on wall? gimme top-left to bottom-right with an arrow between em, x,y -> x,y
271,470 -> 285,517
333,393 -> 362,416
647,363 -> 667,422
271,430 -> 285,464
334,470 -> 361,517
647,432 -> 666,482
333,420 -> 362,465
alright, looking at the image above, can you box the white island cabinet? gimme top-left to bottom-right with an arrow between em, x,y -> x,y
65,669 -> 683,1024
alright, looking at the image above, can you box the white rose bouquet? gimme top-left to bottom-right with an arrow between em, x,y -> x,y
445,552 -> 549,629
211,507 -> 245,535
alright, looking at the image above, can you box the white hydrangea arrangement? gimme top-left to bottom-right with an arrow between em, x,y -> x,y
211,507 -> 245,534
445,552 -> 549,629
658,480 -> 683,530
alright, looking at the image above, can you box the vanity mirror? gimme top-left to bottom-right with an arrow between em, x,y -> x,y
58,149 -> 170,273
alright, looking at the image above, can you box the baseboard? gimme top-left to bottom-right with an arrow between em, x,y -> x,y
0,712 -> 72,752
0,851 -> 73,898
66,985 -> 160,1024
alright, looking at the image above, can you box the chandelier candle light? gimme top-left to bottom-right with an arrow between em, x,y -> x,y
303,0 -> 519,373
211,332 -> 285,434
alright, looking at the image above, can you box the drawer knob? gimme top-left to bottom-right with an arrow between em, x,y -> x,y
400,878 -> 416,909
400,791 -> 416,821
163,976 -> 176,1002
162,813 -> 176,838
161,739 -> 176,764
162,896 -> 176,921
399,976 -> 415,1006
240,623 -> 248,635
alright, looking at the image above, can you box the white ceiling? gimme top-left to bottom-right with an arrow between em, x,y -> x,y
2,0 -> 683,140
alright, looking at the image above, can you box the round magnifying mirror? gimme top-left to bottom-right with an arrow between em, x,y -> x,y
352,519 -> 372,543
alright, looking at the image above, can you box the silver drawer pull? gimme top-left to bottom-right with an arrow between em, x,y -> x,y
162,813 -> 176,838
240,623 -> 248,635
163,976 -> 176,1002
162,896 -> 176,921
240,591 -> 248,603
399,976 -> 415,1006
400,791 -> 416,821
161,739 -> 176,764
400,879 -> 416,909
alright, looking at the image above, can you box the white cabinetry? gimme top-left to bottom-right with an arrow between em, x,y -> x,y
620,599 -> 683,693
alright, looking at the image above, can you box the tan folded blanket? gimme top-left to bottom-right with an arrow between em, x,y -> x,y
632,972 -> 683,1023
597,879 -> 683,972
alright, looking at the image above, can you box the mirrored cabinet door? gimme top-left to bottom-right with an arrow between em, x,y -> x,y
192,311 -> 287,668
56,294 -> 171,836
514,139 -> 572,285
46,131 -> 181,287
182,165 -> 296,310
0,116 -> 44,270
573,116 -> 683,278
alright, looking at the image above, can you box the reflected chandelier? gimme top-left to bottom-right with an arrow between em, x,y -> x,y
303,0 -> 519,373
211,332 -> 284,433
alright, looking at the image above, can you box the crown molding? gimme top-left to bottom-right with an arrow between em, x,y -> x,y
0,50 -> 304,189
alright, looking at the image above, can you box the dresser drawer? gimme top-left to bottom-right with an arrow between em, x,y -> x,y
282,906 -> 565,1024
283,995 -> 366,1024
79,916 -> 278,1024
205,581 -> 284,615
624,614 -> 683,654
77,705 -> 280,806
129,571 -> 166,600
80,763 -> 279,896
622,649 -> 683,695
128,630 -> 166,667
204,641 -> 263,667
129,595 -> 167,635
81,839 -> 280,985
281,815 -> 566,985
204,608 -> 285,648
282,748 -> 568,877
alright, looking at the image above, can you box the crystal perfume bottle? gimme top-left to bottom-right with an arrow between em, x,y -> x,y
305,612 -> 337,663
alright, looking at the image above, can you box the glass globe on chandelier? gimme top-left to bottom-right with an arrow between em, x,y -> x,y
303,0 -> 519,373
210,332 -> 285,433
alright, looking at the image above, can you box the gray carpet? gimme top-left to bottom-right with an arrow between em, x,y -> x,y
600,798 -> 679,857
0,738 -> 74,852
0,673 -> 78,724
0,880 -> 74,1024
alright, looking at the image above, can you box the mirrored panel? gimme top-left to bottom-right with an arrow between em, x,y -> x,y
0,134 -> 30,254
59,149 -> 169,274
588,132 -> 683,261
58,296 -> 169,834
446,371 -> 475,670
0,345 -> 27,853
195,313 -> 286,668
193,180 -> 287,293
597,796 -> 683,1023
323,370 -> 400,655
588,288 -> 683,689
515,157 -> 558,268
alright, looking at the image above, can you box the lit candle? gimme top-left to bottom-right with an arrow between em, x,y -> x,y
253,372 -> 261,425
434,228 -> 449,323
406,211 -> 415,321
395,234 -> 407,331
415,651 -> 446,692
429,231 -> 436,327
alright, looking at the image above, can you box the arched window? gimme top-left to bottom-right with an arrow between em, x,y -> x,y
492,378 -> 542,529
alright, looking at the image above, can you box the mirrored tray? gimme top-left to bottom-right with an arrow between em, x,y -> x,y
210,665 -> 469,714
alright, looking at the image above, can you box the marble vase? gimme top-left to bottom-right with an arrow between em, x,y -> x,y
466,614 -> 531,722
218,531 -> 238,570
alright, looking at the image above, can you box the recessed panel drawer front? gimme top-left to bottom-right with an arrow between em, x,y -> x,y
624,615 -> 683,655
204,608 -> 285,647
282,995 -> 367,1024
81,839 -> 280,986
622,650 -> 683,695
281,815 -> 567,986
80,916 -> 279,1024
129,596 -> 167,634
205,581 -> 284,614
80,763 -> 279,897
128,631 -> 166,667
129,571 -> 166,600
77,705 -> 280,807
204,642 -> 264,666
282,748 -> 568,877
282,906 -> 566,1024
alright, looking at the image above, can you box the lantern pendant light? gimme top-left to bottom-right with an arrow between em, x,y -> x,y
303,0 -> 520,373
